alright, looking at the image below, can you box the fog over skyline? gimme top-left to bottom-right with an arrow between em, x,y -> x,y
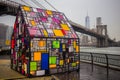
0,0 -> 120,41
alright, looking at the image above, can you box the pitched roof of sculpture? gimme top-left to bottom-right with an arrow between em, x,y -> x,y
20,6 -> 78,38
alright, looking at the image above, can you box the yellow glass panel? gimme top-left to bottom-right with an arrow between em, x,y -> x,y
61,24 -> 70,30
73,41 -> 76,48
38,40 -> 46,47
76,45 -> 79,52
5,40 -> 10,45
30,20 -> 36,26
49,64 -> 56,68
23,6 -> 30,11
46,10 -> 52,15
34,52 -> 41,61
60,60 -> 64,66
43,30 -> 48,37
39,50 -> 47,52
30,41 -> 33,47
53,29 -> 64,37
62,44 -> 65,48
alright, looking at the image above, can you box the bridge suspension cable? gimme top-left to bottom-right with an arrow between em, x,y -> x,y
20,0 -> 32,6
44,0 -> 59,11
31,0 -> 46,9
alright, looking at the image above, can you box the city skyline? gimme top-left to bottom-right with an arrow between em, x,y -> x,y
45,0 -> 120,41
0,0 -> 120,41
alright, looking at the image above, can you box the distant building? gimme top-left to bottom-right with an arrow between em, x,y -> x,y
85,13 -> 90,29
96,17 -> 102,25
0,23 -> 8,47
81,34 -> 88,46
0,23 -> 13,50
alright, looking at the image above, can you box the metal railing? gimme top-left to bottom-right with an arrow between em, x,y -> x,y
80,51 -> 120,78
80,52 -> 120,69
80,52 -> 120,79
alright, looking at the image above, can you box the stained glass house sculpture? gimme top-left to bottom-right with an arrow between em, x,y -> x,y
11,6 -> 80,77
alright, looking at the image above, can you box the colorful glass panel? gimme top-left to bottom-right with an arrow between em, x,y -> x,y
34,52 -> 41,61
38,41 -> 46,47
53,29 -> 64,37
49,64 -> 57,68
41,54 -> 49,70
59,60 -> 64,66
46,10 -> 52,15
76,45 -> 79,53
30,62 -> 37,71
72,63 -> 77,67
23,6 -> 30,11
49,56 -> 57,64
52,40 -> 60,48
61,24 -> 70,30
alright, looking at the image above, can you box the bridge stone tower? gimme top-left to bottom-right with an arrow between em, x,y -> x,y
96,17 -> 108,47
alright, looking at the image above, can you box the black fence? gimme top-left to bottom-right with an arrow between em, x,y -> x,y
80,52 -> 120,69
80,52 -> 120,79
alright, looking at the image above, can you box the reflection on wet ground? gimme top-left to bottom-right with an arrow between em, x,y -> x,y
56,62 -> 120,80
55,71 -> 80,80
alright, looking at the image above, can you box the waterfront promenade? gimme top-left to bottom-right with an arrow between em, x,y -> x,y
0,55 -> 120,80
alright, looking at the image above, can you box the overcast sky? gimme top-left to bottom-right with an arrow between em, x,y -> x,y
0,0 -> 120,41
46,0 -> 120,41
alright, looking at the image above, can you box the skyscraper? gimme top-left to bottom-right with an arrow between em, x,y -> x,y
96,17 -> 102,25
85,13 -> 90,29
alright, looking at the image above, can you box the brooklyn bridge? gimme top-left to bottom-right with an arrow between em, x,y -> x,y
0,0 -> 116,47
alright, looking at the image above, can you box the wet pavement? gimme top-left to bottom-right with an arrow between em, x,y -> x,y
0,55 -> 120,80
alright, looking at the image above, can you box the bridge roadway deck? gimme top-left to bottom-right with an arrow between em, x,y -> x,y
0,55 -> 120,80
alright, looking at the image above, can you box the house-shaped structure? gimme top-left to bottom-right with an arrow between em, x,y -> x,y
11,6 -> 80,77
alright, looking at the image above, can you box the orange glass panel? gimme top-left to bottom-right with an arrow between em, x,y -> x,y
30,71 -> 35,75
76,61 -> 79,64
46,10 -> 52,15
67,59 -> 70,63
30,20 -> 36,26
53,29 -> 64,37
23,6 -> 30,11
61,24 -> 70,30
49,64 -> 56,68
38,40 -> 46,47
76,45 -> 79,52
34,52 -> 41,61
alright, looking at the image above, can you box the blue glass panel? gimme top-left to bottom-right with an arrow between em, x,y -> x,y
41,53 -> 49,70
59,43 -> 62,52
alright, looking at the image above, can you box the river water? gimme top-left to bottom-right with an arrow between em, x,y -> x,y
80,47 -> 120,55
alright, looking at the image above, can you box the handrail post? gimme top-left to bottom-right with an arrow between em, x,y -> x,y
90,53 -> 93,72
105,54 -> 109,80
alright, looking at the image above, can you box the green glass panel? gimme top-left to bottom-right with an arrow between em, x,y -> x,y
30,62 -> 37,71
49,56 -> 57,64
72,63 -> 76,67
52,40 -> 60,48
